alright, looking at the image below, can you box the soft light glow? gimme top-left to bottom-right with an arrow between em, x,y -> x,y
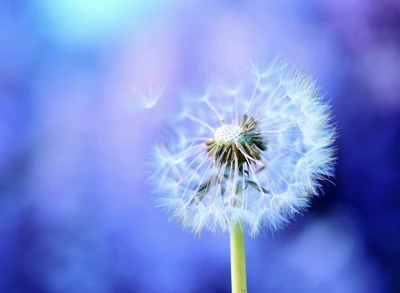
32,0 -> 162,45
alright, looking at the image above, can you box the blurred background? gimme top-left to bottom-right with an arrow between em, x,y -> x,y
1,0 -> 399,292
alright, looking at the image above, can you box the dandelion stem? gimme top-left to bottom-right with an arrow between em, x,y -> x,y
230,221 -> 247,293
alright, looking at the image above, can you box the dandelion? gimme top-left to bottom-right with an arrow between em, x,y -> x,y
150,59 -> 336,293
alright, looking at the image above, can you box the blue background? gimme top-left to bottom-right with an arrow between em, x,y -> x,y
1,0 -> 399,292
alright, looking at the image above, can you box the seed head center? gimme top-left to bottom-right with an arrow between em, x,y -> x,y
206,117 -> 267,167
214,125 -> 244,145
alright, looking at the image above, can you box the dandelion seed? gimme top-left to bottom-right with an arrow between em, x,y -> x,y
150,60 -> 336,236
128,85 -> 164,110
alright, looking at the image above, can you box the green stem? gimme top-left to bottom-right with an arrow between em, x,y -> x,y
230,221 -> 247,293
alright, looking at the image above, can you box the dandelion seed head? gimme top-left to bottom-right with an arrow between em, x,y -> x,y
150,59 -> 336,235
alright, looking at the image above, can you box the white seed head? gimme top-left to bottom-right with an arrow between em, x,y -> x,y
151,59 -> 337,235
214,125 -> 244,145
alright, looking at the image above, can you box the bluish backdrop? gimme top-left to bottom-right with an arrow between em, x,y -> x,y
0,0 -> 399,292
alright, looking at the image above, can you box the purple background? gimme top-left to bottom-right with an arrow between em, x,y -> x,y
1,0 -> 399,292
